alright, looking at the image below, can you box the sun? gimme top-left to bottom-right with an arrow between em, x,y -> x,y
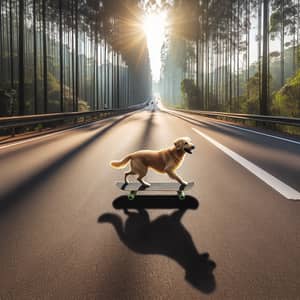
142,11 -> 167,82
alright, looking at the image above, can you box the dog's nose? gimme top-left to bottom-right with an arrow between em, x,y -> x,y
191,145 -> 195,149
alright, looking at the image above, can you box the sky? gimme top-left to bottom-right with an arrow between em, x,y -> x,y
143,11 -> 168,82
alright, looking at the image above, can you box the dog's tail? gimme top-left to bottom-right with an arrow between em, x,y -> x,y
110,155 -> 131,169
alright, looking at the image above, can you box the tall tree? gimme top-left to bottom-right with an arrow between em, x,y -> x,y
42,0 -> 48,113
75,0 -> 79,111
59,0 -> 63,112
261,0 -> 269,114
18,0 -> 25,115
33,0 -> 38,113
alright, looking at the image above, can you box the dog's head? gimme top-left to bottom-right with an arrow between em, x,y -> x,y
174,137 -> 195,154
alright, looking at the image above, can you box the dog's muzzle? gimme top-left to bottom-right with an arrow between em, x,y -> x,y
184,145 -> 195,154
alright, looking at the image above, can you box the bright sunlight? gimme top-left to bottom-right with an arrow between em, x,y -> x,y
142,11 -> 167,82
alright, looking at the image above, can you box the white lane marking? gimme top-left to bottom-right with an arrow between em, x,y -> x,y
166,110 -> 203,126
192,127 -> 300,200
0,113 -> 131,150
206,118 -> 300,146
169,109 -> 300,145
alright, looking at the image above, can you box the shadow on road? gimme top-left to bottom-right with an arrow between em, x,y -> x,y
98,209 -> 216,293
112,195 -> 199,210
137,111 -> 156,150
0,114 -> 131,214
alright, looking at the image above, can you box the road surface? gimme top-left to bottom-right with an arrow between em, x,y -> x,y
0,108 -> 299,299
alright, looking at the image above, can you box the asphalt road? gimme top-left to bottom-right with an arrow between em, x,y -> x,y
0,108 -> 299,299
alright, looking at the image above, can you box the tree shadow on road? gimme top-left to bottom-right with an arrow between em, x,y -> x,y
98,209 -> 216,293
0,114 -> 131,214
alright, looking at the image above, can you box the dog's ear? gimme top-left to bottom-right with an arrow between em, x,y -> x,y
174,139 -> 182,150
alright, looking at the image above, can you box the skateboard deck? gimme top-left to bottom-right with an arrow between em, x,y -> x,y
113,195 -> 199,210
116,182 -> 194,191
116,182 -> 194,200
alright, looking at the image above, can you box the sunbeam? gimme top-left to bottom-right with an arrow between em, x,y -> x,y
142,11 -> 168,82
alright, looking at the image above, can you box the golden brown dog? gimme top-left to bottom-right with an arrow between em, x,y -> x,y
110,137 -> 195,186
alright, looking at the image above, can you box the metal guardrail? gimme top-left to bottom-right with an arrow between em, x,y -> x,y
172,108 -> 300,127
0,101 -> 149,137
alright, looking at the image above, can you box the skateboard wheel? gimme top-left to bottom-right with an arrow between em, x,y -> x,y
178,191 -> 185,200
128,191 -> 136,200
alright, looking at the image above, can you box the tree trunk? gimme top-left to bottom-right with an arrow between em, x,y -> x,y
9,0 -> 14,88
33,0 -> 37,113
258,0 -> 262,108
104,39 -> 107,108
59,0 -> 63,112
59,0 -> 64,112
117,52 -> 120,108
261,0 -> 269,115
196,38 -> 199,92
280,0 -> 285,86
95,29 -> 99,110
75,0 -> 79,111
42,0 -> 48,113
0,1 -> 3,75
18,0 -> 24,115
229,4 -> 233,112
297,0 -> 299,69
237,0 -> 240,108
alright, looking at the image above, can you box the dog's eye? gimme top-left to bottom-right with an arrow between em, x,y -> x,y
184,142 -> 188,145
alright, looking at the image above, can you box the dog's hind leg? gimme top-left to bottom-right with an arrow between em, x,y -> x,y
131,159 -> 150,187
136,167 -> 150,187
137,175 -> 150,187
124,170 -> 135,184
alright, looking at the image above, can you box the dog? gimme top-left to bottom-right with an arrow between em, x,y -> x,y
110,137 -> 195,187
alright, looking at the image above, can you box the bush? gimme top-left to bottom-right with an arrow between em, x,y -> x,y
272,70 -> 300,117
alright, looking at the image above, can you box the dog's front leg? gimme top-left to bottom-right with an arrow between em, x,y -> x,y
165,168 -> 188,186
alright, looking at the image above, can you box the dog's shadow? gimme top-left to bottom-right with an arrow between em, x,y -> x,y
98,209 -> 216,293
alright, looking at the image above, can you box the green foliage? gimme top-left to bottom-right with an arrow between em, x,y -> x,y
23,72 -> 90,114
240,72 -> 260,114
180,79 -> 200,109
273,70 -> 300,117
270,0 -> 297,37
240,69 -> 300,117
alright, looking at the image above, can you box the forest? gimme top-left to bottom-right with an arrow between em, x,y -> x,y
159,0 -> 300,117
1,0 -> 299,118
0,0 -> 152,116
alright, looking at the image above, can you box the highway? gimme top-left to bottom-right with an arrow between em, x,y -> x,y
0,108 -> 299,299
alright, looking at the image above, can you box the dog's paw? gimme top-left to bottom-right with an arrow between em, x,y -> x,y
181,181 -> 188,186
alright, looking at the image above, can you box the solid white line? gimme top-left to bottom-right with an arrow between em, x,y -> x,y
0,113 -> 130,151
192,127 -> 300,200
168,109 -> 300,145
205,119 -> 300,146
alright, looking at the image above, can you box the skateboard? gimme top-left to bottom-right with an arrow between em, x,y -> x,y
116,182 -> 194,200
